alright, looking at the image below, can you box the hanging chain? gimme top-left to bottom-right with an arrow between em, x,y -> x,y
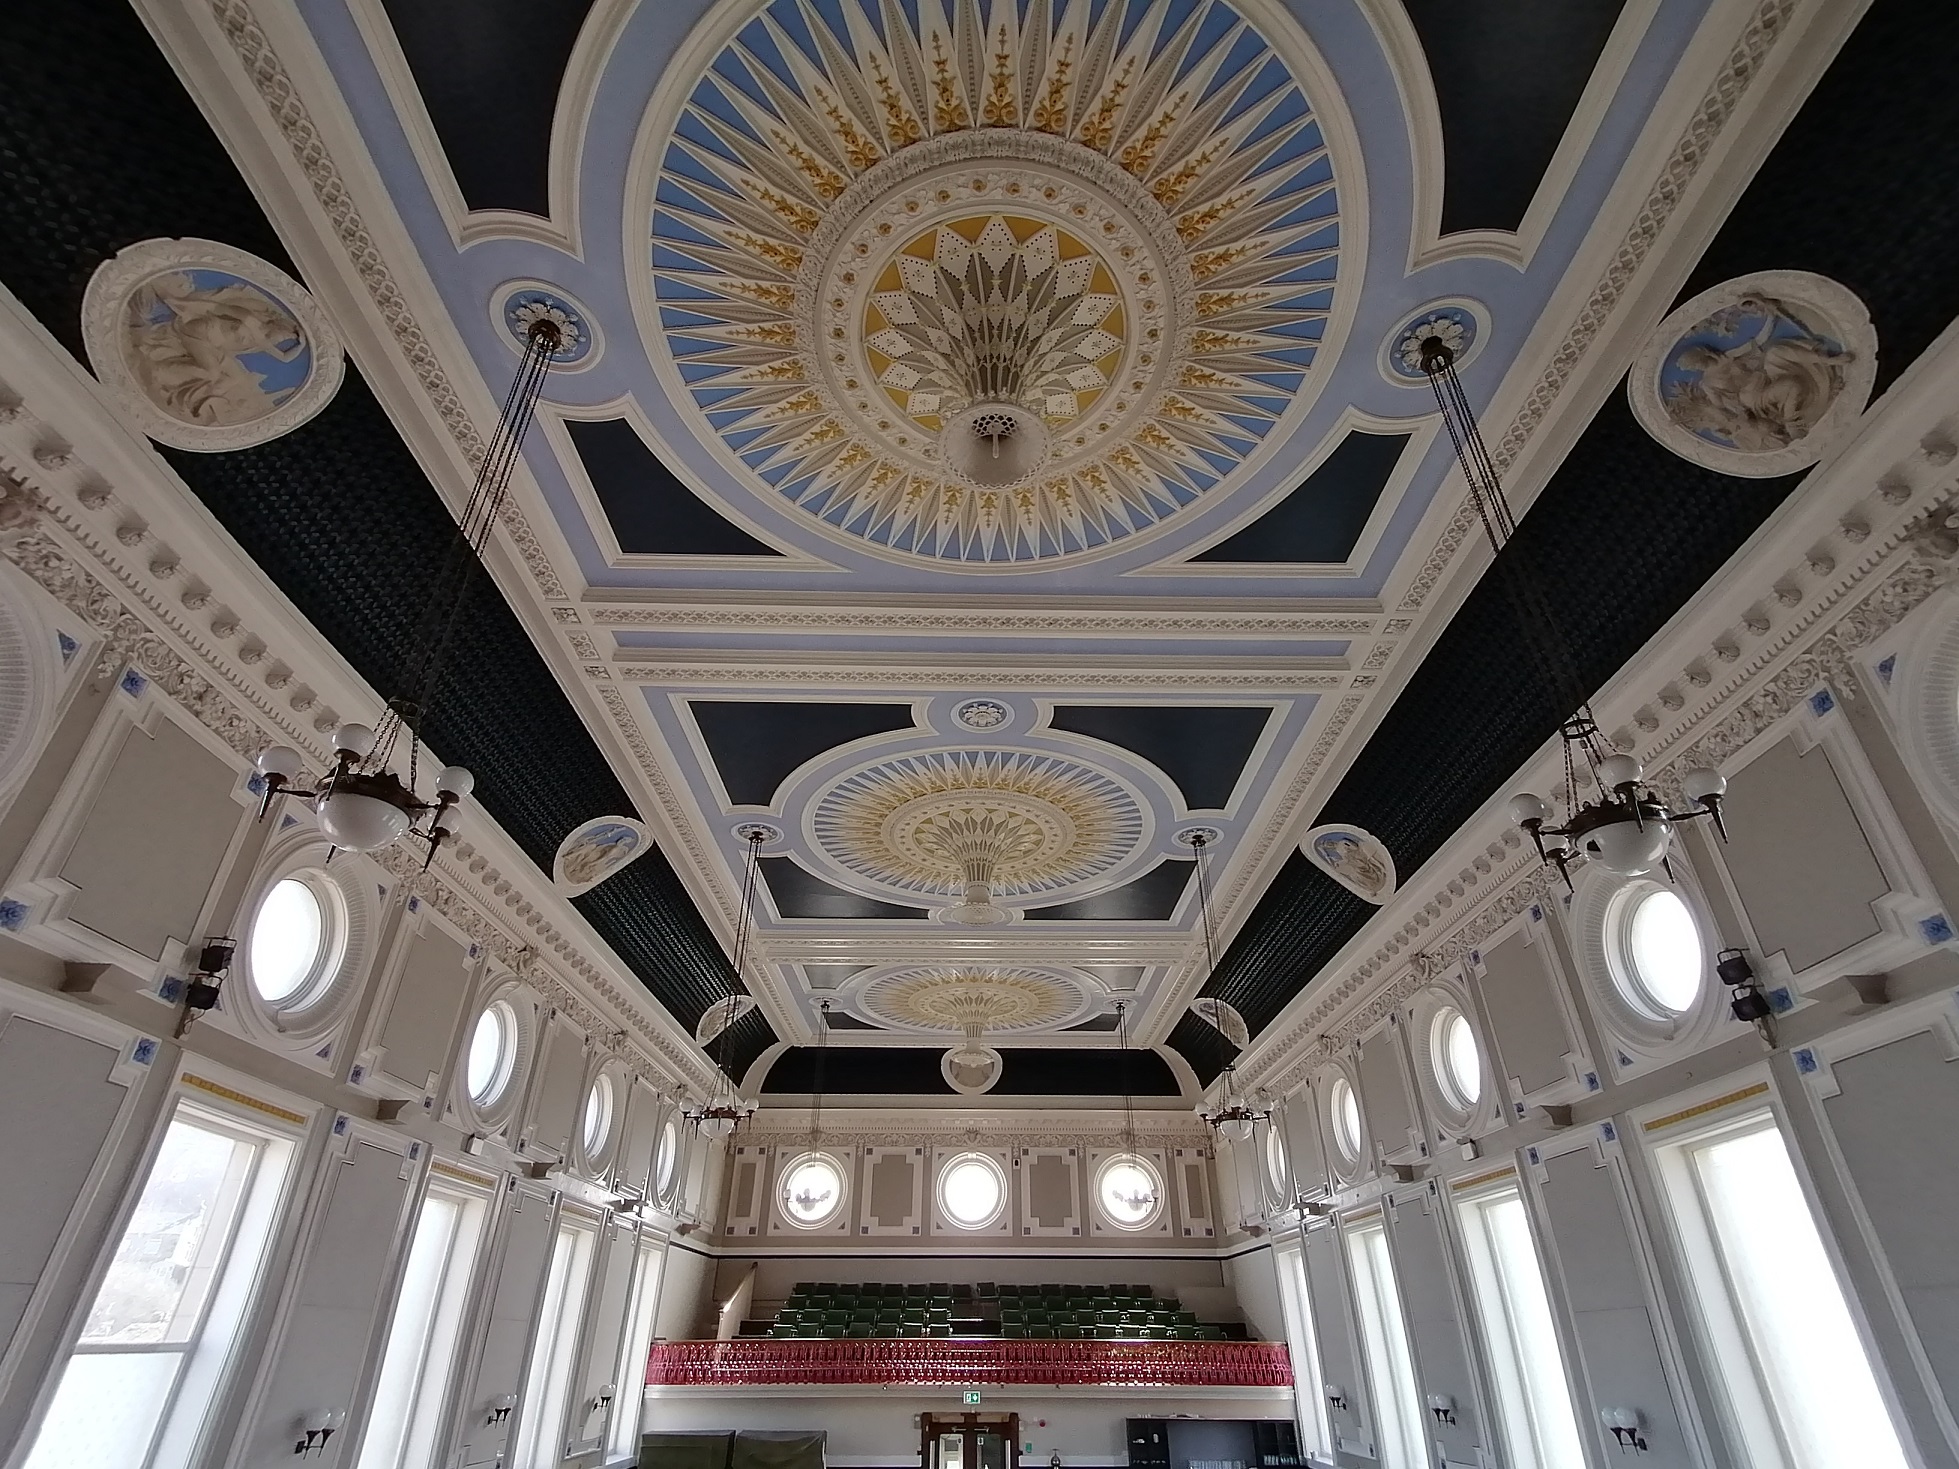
369,320 -> 561,782
1117,1000 -> 1136,1150
811,1000 -> 829,1145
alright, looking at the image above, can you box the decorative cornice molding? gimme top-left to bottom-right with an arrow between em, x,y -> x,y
1396,0 -> 1799,616
204,0 -> 569,602
612,664 -> 1348,690
0,463 -> 719,1099
588,606 -> 1380,637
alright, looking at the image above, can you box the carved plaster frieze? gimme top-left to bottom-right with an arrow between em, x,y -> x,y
203,0 -> 568,602
587,607 -> 1380,636
612,664 -> 1347,691
1397,0 -> 1799,616
0,465 -> 719,1099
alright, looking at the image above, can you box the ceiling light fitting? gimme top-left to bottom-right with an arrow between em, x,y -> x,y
1183,830 -> 1267,1142
251,318 -> 563,857
1416,334 -> 1735,885
687,825 -> 765,1139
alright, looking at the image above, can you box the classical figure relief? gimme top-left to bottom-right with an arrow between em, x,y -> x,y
554,816 -> 651,894
82,239 -> 343,452
1302,823 -> 1396,904
1630,271 -> 1876,478
1660,294 -> 1852,452
122,270 -> 308,428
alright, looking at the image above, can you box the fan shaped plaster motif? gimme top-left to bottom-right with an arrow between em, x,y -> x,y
647,0 -> 1341,564
854,964 -> 1098,1033
807,747 -> 1147,906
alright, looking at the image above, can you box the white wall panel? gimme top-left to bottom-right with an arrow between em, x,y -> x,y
231,1131 -> 419,1469
360,908 -> 472,1105
522,1011 -> 587,1164
453,1181 -> 558,1469
860,1145 -> 924,1237
1301,1223 -> 1370,1463
1383,1187 -> 1484,1468
570,1218 -> 639,1456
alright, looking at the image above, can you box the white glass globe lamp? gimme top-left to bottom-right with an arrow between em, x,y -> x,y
1682,767 -> 1727,805
1580,812 -> 1673,876
1597,753 -> 1642,793
254,744 -> 303,783
332,722 -> 377,759
698,1112 -> 737,1139
1508,791 -> 1547,827
315,787 -> 414,852
436,765 -> 475,799
1218,1115 -> 1254,1144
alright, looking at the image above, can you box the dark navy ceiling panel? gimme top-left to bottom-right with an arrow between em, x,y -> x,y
565,417 -> 784,557
690,699 -> 916,806
1046,705 -> 1271,810
378,0 -> 595,217
1024,858 -> 1192,921
1191,431 -> 1409,564
0,0 -> 770,1073
760,857 -> 929,920
761,1045 -> 1181,1095
1204,0 -> 1959,1042
1166,1009 -> 1239,1090
1401,0 -> 1627,236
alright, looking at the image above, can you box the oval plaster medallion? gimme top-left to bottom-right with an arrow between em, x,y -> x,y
492,280 -> 601,370
1379,298 -> 1490,385
1628,271 -> 1876,478
554,815 -> 652,894
1302,822 -> 1396,904
82,238 -> 344,452
643,0 -> 1345,566
849,963 -> 1099,1034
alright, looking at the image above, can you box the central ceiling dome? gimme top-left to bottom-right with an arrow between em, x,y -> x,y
647,0 -> 1343,565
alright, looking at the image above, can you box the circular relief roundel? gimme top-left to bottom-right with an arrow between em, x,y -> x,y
646,0 -> 1343,566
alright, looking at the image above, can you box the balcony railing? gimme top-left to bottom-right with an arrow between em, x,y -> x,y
645,1338 -> 1293,1388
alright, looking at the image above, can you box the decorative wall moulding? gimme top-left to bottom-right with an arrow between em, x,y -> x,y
1627,270 -> 1876,478
553,815 -> 651,895
80,238 -> 344,452
1302,824 -> 1396,904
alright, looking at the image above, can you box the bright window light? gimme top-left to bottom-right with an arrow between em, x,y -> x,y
654,1117 -> 679,1196
1265,1122 -> 1290,1194
1331,1077 -> 1362,1162
1457,1187 -> 1585,1469
1668,1116 -> 1908,1469
1347,1222 -> 1427,1469
939,1153 -> 1006,1229
1096,1154 -> 1162,1229
248,876 -> 326,1005
1433,1008 -> 1482,1109
780,1154 -> 844,1226
514,1224 -> 595,1469
26,1104 -> 290,1469
1618,887 -> 1703,1015
581,1075 -> 615,1157
465,1002 -> 515,1104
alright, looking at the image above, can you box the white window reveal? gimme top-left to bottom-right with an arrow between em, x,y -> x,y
1345,1221 -> 1427,1469
513,1220 -> 597,1469
24,1101 -> 294,1469
937,1153 -> 1007,1230
1656,1111 -> 1909,1469
1456,1183 -> 1585,1469
466,1002 -> 517,1105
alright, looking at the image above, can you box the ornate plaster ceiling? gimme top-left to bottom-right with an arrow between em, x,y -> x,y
647,0 -> 1338,563
11,0 -> 1896,1096
847,963 -> 1104,1033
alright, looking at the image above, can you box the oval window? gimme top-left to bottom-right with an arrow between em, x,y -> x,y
465,1001 -> 516,1104
1265,1122 -> 1289,1194
1330,1076 -> 1362,1162
938,1152 -> 1007,1230
1615,886 -> 1705,1016
1095,1154 -> 1163,1230
780,1154 -> 845,1227
581,1074 -> 615,1157
655,1116 -> 680,1195
1432,1007 -> 1482,1110
247,875 -> 334,1007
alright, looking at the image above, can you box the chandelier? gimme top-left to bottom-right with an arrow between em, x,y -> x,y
1110,1000 -> 1160,1213
1181,831 -> 1268,1141
1204,1063 -> 1269,1145
687,826 -> 766,1138
1416,334 -> 1733,884
251,318 -> 563,858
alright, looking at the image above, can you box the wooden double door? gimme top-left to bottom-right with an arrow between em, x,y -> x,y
920,1414 -> 1019,1469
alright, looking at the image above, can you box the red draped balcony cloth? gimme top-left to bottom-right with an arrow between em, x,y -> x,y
644,1339 -> 1292,1389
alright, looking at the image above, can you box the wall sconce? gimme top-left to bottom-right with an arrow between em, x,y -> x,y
293,1409 -> 345,1456
1426,1394 -> 1456,1427
486,1393 -> 518,1425
1324,1384 -> 1347,1413
174,935 -> 236,1039
1600,1407 -> 1647,1452
588,1383 -> 617,1418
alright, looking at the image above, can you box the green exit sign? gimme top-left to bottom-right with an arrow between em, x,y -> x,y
963,1391 -> 982,1405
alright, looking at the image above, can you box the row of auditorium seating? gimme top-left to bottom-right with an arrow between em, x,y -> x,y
752,1282 -> 1231,1341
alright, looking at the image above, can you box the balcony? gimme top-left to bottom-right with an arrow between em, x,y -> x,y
645,1338 -> 1293,1389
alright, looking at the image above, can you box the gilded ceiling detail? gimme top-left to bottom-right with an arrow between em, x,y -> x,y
807,747 -> 1147,905
852,964 -> 1097,1032
650,0 -> 1340,563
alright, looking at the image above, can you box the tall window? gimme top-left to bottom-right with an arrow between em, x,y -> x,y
356,1185 -> 488,1469
1345,1221 -> 1426,1469
1656,1111 -> 1908,1469
513,1220 -> 596,1468
607,1242 -> 665,1461
1273,1241 -> 1329,1460
1455,1183 -> 1584,1469
25,1101 -> 294,1469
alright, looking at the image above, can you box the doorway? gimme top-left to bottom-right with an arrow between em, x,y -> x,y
921,1414 -> 1019,1469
